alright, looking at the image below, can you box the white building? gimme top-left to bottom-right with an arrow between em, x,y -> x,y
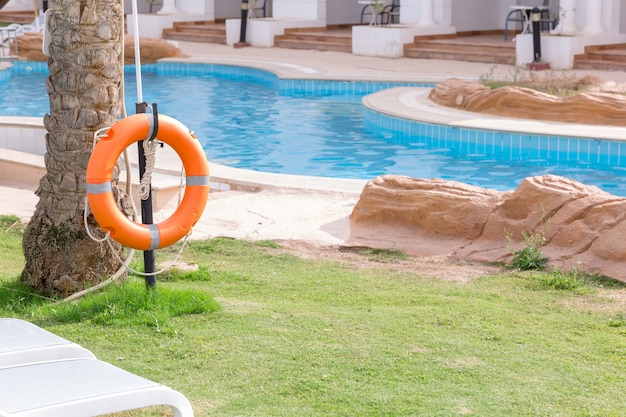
8,0 -> 626,69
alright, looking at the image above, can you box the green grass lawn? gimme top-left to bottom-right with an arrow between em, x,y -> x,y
1,215 -> 625,416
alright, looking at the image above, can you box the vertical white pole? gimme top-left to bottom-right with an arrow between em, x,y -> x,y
557,0 -> 578,35
131,0 -> 143,103
418,0 -> 435,25
582,0 -> 604,33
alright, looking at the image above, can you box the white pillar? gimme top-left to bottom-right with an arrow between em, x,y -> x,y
418,0 -> 435,25
602,0 -> 621,34
582,0 -> 604,34
400,0 -> 436,26
553,0 -> 577,35
158,0 -> 179,14
434,0 -> 452,26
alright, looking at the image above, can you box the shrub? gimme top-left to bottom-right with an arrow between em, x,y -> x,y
508,230 -> 548,271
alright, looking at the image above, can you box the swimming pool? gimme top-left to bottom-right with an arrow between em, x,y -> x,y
2,60 -> 626,196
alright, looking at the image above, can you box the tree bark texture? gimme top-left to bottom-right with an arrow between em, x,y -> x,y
21,0 -> 132,298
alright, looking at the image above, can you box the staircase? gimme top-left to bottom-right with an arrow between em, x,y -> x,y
274,27 -> 352,53
573,43 -> 626,71
163,21 -> 226,44
404,33 -> 516,65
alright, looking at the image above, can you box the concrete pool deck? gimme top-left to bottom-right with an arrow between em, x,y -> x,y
3,42 -> 626,246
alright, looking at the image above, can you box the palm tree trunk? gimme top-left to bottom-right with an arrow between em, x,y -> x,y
21,0 -> 131,298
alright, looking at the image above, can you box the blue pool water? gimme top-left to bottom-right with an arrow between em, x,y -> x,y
2,61 -> 626,196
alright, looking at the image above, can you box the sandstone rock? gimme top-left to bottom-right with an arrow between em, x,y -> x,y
349,174 -> 626,282
15,32 -> 47,61
428,78 -> 626,127
351,175 -> 504,256
15,32 -> 188,64
122,37 -> 188,64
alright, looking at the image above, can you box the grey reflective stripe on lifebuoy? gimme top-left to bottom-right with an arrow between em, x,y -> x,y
86,182 -> 112,195
146,113 -> 157,140
186,175 -> 211,186
147,224 -> 160,251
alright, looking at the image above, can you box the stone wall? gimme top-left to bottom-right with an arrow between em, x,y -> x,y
350,174 -> 626,282
428,78 -> 626,127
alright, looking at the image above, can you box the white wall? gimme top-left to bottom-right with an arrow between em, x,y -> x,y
176,0 -> 212,13
327,0 -> 361,25
451,0 -> 509,32
215,0 -> 243,20
621,0 -> 626,33
124,0 -> 215,15
0,118 -> 46,155
603,0 -> 621,33
2,0 -> 33,11
273,0 -> 325,22
124,1 -> 150,14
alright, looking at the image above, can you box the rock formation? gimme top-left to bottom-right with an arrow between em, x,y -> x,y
428,78 -> 626,127
350,174 -> 626,282
15,32 -> 187,64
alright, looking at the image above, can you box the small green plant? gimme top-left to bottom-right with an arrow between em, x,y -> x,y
366,0 -> 386,25
544,266 -> 582,290
158,264 -> 212,282
370,0 -> 386,13
358,247 -> 407,263
506,206 -> 550,271
507,229 -> 548,271
145,0 -> 162,13
608,314 -> 626,328
479,66 -> 596,97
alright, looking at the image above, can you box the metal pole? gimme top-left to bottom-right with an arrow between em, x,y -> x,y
136,102 -> 157,291
131,0 -> 156,291
526,7 -> 550,70
234,0 -> 250,48
531,7 -> 541,62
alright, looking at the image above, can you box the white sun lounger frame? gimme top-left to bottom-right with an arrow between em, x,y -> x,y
0,318 -> 96,367
0,318 -> 194,417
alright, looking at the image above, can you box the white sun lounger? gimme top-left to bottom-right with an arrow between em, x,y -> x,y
0,318 -> 96,367
0,319 -> 194,416
0,358 -> 194,417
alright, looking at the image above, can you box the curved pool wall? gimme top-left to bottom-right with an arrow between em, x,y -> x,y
2,60 -> 626,196
364,107 -> 626,170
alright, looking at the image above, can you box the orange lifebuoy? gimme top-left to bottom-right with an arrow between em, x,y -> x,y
86,113 -> 210,250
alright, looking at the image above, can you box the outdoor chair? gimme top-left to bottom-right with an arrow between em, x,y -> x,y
381,0 -> 400,25
360,1 -> 390,25
0,319 -> 194,417
504,0 -> 556,40
0,13 -> 45,58
249,0 -> 267,18
0,318 -> 96,368
0,358 -> 194,417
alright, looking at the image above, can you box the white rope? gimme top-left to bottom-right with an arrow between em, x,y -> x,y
106,230 -> 191,278
77,125 -> 137,303
137,137 -> 160,200
84,128 -> 183,280
130,0 -> 155,201
76,0 -> 194,302
83,202 -> 110,243
84,127 -> 115,243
